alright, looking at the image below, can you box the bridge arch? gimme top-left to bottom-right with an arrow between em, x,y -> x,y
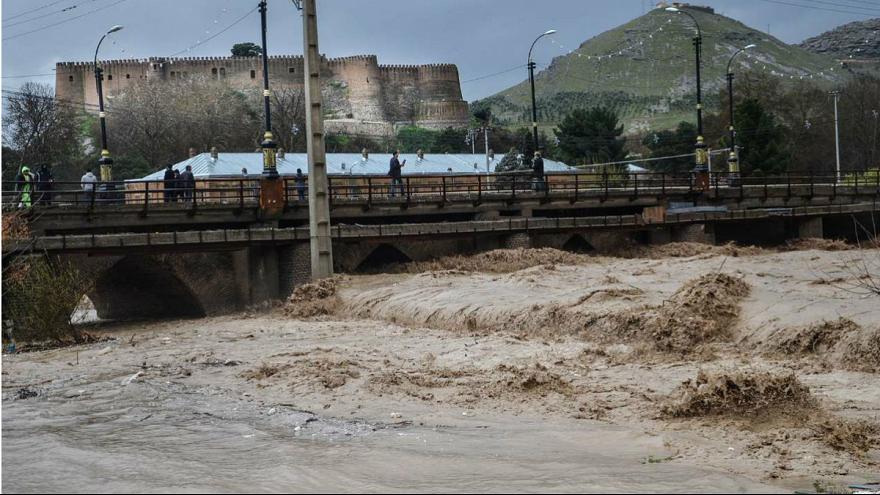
90,256 -> 206,320
562,234 -> 595,253
355,243 -> 413,272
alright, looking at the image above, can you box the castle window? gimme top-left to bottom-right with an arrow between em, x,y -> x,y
219,67 -> 226,79
170,71 -> 176,79
126,74 -> 130,79
288,67 -> 295,73
212,67 -> 218,77
250,69 -> 256,79
68,75 -> 74,82
107,74 -> 112,81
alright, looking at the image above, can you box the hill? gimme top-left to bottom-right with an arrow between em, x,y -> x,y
799,17 -> 880,59
475,6 -> 844,134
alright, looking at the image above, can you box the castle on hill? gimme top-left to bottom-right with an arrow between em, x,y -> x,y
55,54 -> 470,137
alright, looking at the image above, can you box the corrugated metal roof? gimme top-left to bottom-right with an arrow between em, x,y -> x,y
132,152 -> 572,181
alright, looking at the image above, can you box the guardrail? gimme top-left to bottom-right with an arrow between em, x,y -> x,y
2,170 -> 878,210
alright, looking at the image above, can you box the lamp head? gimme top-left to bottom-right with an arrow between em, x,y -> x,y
107,25 -> 124,34
744,44 -> 757,50
544,29 -> 557,36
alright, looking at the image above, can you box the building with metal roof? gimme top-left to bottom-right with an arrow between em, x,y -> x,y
134,151 -> 572,181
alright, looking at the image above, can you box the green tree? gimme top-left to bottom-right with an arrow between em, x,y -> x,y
231,42 -> 262,57
554,107 -> 626,165
642,121 -> 697,174
735,98 -> 789,175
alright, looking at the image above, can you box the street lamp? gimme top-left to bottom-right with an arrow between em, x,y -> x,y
94,24 -> 123,184
258,0 -> 278,179
726,44 -> 756,185
528,29 -> 556,152
666,7 -> 708,188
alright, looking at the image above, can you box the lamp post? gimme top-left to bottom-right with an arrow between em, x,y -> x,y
94,24 -> 123,184
257,0 -> 284,219
528,29 -> 556,152
258,0 -> 277,179
725,44 -> 756,186
666,7 -> 708,188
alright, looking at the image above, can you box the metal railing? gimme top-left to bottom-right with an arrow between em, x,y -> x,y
2,170 -> 878,211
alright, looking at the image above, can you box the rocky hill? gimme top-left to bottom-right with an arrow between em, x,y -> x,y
475,6 -> 845,134
799,18 -> 880,59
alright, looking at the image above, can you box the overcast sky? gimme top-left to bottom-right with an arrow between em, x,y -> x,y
2,0 -> 877,101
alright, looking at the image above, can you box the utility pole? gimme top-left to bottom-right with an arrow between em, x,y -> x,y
484,126 -> 491,173
302,0 -> 333,279
831,90 -> 841,183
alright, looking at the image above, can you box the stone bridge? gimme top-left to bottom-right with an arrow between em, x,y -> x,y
3,172 -> 879,320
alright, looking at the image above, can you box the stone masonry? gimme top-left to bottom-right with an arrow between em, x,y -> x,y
55,54 -> 470,137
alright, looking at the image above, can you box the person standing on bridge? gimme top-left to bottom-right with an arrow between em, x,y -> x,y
16,165 -> 34,209
180,165 -> 196,203
532,151 -> 545,192
163,165 -> 175,203
295,168 -> 306,201
388,150 -> 405,198
80,168 -> 97,205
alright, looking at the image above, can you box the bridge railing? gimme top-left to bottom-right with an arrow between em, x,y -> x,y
2,169 -> 876,210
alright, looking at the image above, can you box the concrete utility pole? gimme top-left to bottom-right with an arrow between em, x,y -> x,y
484,126 -> 491,173
830,90 -> 841,184
302,0 -> 333,279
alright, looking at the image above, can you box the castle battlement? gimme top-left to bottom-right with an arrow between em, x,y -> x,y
55,53 -> 469,135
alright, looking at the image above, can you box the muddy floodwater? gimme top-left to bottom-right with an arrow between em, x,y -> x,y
3,244 -> 879,492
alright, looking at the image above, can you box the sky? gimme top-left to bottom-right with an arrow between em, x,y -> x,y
1,0 -> 877,101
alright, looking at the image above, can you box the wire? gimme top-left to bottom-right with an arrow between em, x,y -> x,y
168,5 -> 259,57
3,0 -> 131,41
3,0 -> 69,21
1,73 -> 56,79
3,0 -> 106,29
756,0 -> 880,16
461,65 -> 527,84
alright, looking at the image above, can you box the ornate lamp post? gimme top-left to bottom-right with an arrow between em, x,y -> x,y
528,29 -> 556,152
94,24 -> 123,184
726,44 -> 756,185
666,7 -> 708,189
257,0 -> 284,218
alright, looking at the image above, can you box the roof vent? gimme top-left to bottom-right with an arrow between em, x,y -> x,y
416,149 -> 424,161
189,147 -> 197,158
277,146 -> 285,159
361,148 -> 368,161
488,149 -> 495,161
210,146 -> 218,161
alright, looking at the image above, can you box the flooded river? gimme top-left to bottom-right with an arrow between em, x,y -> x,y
2,374 -> 778,493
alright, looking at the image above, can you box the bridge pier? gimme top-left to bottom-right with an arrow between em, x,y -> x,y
672,223 -> 715,245
797,216 -> 824,239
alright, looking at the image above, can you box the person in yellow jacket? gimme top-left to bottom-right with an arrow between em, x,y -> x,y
17,165 -> 34,208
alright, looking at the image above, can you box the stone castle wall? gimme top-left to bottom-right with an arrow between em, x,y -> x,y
56,54 -> 470,136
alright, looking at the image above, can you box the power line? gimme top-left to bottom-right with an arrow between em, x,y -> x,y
3,0 -> 107,29
3,0 -> 69,21
168,5 -> 259,57
461,65 -> 527,84
756,0 -> 880,16
2,0 -> 131,41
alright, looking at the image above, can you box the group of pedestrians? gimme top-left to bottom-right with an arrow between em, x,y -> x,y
162,164 -> 196,202
13,164 -> 54,208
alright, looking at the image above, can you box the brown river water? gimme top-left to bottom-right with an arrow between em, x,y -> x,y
2,373 -> 778,493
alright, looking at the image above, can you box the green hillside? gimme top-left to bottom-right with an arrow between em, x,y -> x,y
476,6 -> 844,134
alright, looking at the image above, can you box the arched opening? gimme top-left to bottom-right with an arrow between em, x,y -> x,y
90,257 -> 206,321
563,234 -> 595,253
355,244 -> 412,273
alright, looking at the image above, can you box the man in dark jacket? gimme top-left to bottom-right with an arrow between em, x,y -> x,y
179,165 -> 196,203
388,150 -> 405,197
163,165 -> 175,203
532,151 -> 545,192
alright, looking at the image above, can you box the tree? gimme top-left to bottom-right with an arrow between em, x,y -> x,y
554,107 -> 626,165
641,121 -> 697,174
231,42 -> 262,57
735,98 -> 789,175
2,82 -> 82,181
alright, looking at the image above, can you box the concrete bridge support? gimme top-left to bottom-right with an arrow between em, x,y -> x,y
797,216 -> 824,239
